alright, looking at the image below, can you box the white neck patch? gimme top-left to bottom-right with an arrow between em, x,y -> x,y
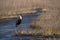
20,16 -> 22,19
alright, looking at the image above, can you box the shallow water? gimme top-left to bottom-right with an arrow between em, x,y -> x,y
0,11 -> 42,40
0,11 -> 60,40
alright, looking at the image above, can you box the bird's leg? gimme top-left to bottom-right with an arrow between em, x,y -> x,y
15,28 -> 17,34
14,27 -> 18,35
14,28 -> 18,36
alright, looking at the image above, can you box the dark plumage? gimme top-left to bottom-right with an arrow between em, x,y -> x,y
16,19 -> 22,27
16,15 -> 22,27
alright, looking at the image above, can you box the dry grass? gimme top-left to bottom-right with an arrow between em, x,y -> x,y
0,0 -> 51,16
30,0 -> 60,35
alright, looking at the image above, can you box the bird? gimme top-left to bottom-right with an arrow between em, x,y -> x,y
15,15 -> 22,36
16,15 -> 22,27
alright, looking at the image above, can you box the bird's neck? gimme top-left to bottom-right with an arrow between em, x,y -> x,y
20,16 -> 22,20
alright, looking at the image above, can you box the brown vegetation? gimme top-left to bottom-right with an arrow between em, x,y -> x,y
0,0 -> 50,17
30,0 -> 60,35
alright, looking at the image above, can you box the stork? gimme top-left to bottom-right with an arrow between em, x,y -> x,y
16,15 -> 22,27
15,15 -> 22,36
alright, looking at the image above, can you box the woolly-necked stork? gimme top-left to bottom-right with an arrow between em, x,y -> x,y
16,15 -> 22,27
14,15 -> 22,36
